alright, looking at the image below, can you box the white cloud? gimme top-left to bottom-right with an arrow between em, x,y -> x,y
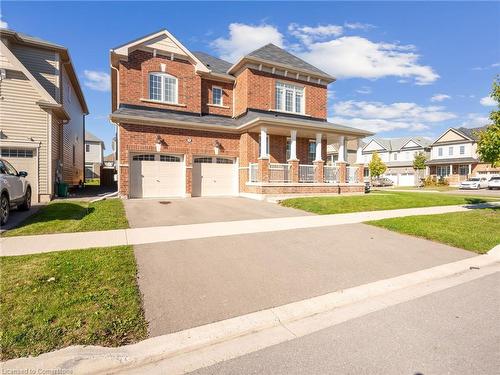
296,36 -> 439,85
356,86 -> 372,94
83,70 -> 110,92
288,23 -> 343,45
332,100 -> 456,132
472,62 -> 500,71
480,96 -> 496,106
344,22 -> 375,31
430,94 -> 451,102
459,113 -> 491,128
211,23 -> 284,62
0,14 -> 8,28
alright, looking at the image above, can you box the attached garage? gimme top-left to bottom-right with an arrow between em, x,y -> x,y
192,156 -> 237,197
0,147 -> 38,201
129,153 -> 184,198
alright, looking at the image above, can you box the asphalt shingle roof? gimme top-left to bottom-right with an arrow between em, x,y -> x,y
455,126 -> 488,141
246,44 -> 333,79
192,51 -> 233,78
85,131 -> 103,143
367,136 -> 432,151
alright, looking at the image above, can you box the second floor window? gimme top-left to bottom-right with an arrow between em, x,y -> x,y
438,147 -> 443,157
212,87 -> 223,106
275,82 -> 304,114
149,72 -> 178,104
449,146 -> 453,156
460,145 -> 465,155
393,153 -> 397,161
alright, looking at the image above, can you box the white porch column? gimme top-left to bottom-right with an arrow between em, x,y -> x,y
338,136 -> 345,163
449,164 -> 453,176
289,129 -> 297,160
315,133 -> 323,161
260,127 -> 268,158
356,139 -> 363,164
468,164 -> 472,176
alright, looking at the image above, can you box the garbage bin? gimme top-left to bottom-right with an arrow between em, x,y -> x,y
58,182 -> 68,198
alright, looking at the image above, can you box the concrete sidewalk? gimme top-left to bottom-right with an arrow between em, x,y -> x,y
0,203 -> 497,256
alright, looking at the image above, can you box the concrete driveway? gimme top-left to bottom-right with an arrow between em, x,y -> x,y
134,223 -> 473,337
124,197 -> 311,228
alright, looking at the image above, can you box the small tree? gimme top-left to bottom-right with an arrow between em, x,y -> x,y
476,77 -> 500,167
413,151 -> 427,187
369,152 -> 387,178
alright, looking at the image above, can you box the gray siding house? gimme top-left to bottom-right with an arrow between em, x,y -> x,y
84,131 -> 104,178
0,29 -> 88,202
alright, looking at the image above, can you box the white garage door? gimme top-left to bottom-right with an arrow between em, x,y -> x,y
384,173 -> 398,185
192,157 -> 236,197
1,148 -> 38,201
130,154 -> 184,198
398,173 -> 416,186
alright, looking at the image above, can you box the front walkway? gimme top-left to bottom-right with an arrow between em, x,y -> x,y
1,203 -> 496,256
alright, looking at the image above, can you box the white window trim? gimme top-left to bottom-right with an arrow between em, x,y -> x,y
274,81 -> 305,115
149,72 -> 178,104
212,86 -> 223,106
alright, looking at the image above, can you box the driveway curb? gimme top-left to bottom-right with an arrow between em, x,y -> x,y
3,250 -> 499,374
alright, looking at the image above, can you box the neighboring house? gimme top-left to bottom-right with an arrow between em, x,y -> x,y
0,29 -> 88,202
426,126 -> 500,185
109,29 -> 372,199
361,137 -> 432,186
84,131 -> 105,178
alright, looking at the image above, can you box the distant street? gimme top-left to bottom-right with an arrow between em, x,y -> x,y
191,272 -> 500,375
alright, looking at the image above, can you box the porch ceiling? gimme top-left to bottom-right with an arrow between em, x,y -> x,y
245,123 -> 364,141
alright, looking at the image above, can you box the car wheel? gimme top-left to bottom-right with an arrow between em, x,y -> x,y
19,187 -> 31,211
0,194 -> 9,225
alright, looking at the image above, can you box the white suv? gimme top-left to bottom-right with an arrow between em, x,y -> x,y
0,158 -> 32,225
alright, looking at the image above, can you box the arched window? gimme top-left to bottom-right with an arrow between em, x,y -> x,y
149,72 -> 178,104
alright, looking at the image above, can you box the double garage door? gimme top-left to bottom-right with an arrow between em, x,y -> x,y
129,154 -> 236,198
385,173 -> 416,186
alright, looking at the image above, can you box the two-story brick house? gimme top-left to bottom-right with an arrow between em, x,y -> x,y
426,126 -> 500,185
109,29 -> 372,199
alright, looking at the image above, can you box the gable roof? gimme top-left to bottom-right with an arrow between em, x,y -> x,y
111,29 -> 209,74
85,131 -> 104,145
228,43 -> 335,83
432,127 -> 473,145
455,126 -> 487,141
1,28 -> 89,114
192,51 -> 233,80
363,136 -> 432,152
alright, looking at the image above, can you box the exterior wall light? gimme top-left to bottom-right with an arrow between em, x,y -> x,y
214,140 -> 221,155
155,135 -> 164,152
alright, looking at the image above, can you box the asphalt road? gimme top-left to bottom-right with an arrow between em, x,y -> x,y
191,271 -> 500,375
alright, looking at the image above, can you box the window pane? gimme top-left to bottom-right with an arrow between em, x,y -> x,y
213,87 -> 222,105
164,76 -> 177,103
295,90 -> 303,114
285,89 -> 293,112
275,85 -> 283,110
149,74 -> 162,101
160,155 -> 181,162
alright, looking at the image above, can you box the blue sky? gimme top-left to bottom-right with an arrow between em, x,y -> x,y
2,1 -> 499,150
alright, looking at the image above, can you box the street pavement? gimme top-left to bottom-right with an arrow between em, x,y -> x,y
190,271 -> 500,375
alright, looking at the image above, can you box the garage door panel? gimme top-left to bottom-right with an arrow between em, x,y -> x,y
1,148 -> 38,202
399,173 -> 416,186
192,157 -> 236,197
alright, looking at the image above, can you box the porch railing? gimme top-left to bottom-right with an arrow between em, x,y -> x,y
249,163 -> 258,182
269,163 -> 291,182
347,166 -> 359,183
324,165 -> 339,183
299,164 -> 315,183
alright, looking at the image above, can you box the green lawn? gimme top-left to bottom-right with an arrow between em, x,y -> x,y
85,178 -> 100,186
4,198 -> 129,237
0,246 -> 147,360
280,191 -> 496,215
367,208 -> 500,254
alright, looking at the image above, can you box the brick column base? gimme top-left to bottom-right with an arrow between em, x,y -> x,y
288,159 -> 299,183
258,157 -> 270,182
337,162 -> 347,183
185,154 -> 193,195
313,160 -> 324,183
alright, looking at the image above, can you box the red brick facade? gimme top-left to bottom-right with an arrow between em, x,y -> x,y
234,69 -> 328,119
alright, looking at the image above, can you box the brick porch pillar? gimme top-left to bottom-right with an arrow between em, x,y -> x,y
337,162 -> 347,183
289,159 -> 299,183
258,157 -> 270,182
313,160 -> 324,183
356,164 -> 364,183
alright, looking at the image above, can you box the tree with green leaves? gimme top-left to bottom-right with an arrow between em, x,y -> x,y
368,151 -> 387,178
476,77 -> 500,167
413,151 -> 427,186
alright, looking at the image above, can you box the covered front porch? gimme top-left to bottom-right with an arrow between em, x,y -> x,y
426,159 -> 477,186
239,125 -> 366,196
